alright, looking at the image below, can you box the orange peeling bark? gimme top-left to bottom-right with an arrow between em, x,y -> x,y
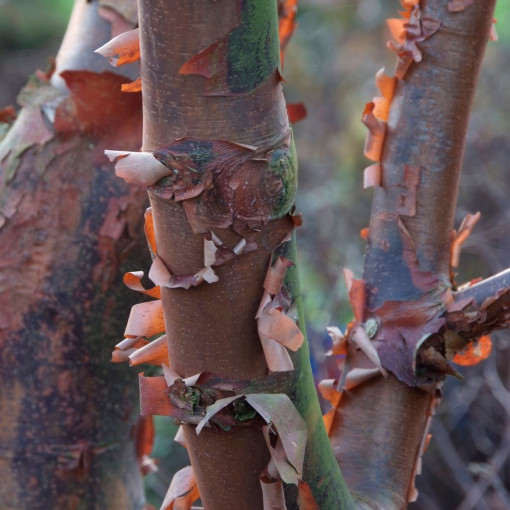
331,0 -> 498,508
137,1 -> 350,508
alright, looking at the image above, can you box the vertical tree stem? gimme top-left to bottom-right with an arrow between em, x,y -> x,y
138,0 -> 352,507
331,1 -> 497,508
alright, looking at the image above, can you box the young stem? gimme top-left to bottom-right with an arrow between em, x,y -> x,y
332,1 -> 497,508
138,0 -> 352,507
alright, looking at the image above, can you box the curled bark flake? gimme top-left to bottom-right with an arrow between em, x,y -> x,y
260,472 -> 287,510
351,325 -> 387,376
139,374 -> 172,416
179,36 -> 231,95
387,18 -> 407,45
386,1 -> 441,79
278,0 -> 298,65
318,379 -> 342,407
121,77 -> 142,92
264,256 -> 294,295
343,268 -> 366,322
135,416 -> 157,476
144,207 -> 157,255
450,211 -> 481,269
264,433 -> 298,487
149,254 -> 218,290
363,163 -> 381,189
326,326 -> 347,356
373,68 -> 397,122
129,335 -> 169,367
161,465 -> 200,510
318,379 -> 342,435
105,150 -> 171,187
251,394 -> 307,479
124,300 -> 166,338
361,68 -> 395,185
195,395 -> 244,434
203,230 -> 257,268
258,308 -> 304,352
116,336 -> 147,351
174,426 -> 187,449
344,367 -> 381,390
123,271 -> 161,298
114,334 -> 167,365
53,70 -> 142,155
95,28 -> 140,67
362,102 -> 386,162
259,336 -> 294,373
490,20 -> 498,42
111,339 -> 147,363
257,256 -> 304,372
162,364 -> 182,387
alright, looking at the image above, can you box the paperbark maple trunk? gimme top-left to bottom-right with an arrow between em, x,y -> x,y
0,1 -> 147,509
135,0 -> 352,509
328,1 -> 500,509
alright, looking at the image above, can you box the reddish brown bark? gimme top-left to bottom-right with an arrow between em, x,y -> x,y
0,1 -> 147,508
138,2 -> 285,504
131,1 -> 351,508
329,1 -> 499,508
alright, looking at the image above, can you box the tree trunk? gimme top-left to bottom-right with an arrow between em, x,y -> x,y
110,0 -> 353,508
0,1 -> 147,508
328,1 -> 500,509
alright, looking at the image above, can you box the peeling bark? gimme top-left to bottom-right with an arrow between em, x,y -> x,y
0,1 -> 147,508
123,1 -> 353,508
328,1 -> 498,508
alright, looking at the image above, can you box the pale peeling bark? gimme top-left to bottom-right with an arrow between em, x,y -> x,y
0,1 -> 147,508
327,1 -> 499,509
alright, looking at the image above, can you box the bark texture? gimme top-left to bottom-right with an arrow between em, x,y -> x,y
329,1 -> 499,509
0,1 -> 147,508
135,0 -> 352,508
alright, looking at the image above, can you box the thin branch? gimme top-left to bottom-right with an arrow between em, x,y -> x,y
448,269 -> 510,339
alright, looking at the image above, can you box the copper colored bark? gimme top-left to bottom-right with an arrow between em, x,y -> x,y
132,0 -> 350,508
137,0 -> 288,504
329,0 -> 498,508
0,1 -> 147,508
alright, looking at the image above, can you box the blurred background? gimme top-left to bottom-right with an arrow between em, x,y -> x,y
1,0 -> 509,508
